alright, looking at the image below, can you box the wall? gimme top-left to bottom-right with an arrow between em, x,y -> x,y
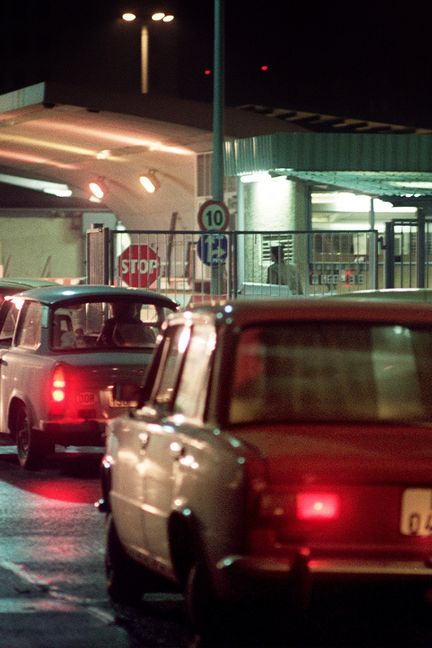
0,213 -> 84,278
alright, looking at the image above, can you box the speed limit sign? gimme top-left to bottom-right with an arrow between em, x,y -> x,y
198,199 -> 230,232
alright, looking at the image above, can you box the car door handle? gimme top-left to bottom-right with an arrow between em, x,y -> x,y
169,441 -> 185,460
138,431 -> 150,451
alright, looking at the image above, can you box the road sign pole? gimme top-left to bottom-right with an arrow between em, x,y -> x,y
212,0 -> 224,204
211,0 -> 225,296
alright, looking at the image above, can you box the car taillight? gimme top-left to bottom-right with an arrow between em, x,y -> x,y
296,492 -> 340,521
257,490 -> 340,521
49,364 -> 67,416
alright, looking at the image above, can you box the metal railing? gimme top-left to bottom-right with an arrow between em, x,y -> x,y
85,228 -> 380,306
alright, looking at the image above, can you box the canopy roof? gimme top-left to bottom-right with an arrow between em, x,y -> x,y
2,83 -> 432,217
0,82 -> 304,217
224,131 -> 432,203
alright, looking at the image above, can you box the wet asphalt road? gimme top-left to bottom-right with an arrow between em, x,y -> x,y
0,445 -> 194,648
1,443 -> 432,648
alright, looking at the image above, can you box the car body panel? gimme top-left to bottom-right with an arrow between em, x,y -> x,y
327,288 -> 432,302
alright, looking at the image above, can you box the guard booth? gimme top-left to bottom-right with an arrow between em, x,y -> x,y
86,226 -> 381,305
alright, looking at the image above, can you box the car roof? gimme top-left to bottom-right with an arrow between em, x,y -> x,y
179,297 -> 432,328
14,284 -> 179,308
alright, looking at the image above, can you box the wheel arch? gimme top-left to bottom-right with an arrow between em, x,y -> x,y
168,509 -> 205,588
8,396 -> 30,440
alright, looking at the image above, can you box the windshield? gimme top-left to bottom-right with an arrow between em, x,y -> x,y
51,299 -> 170,350
229,322 -> 432,425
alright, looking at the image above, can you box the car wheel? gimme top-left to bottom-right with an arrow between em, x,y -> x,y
16,406 -> 50,470
105,513 -> 145,604
185,561 -> 223,636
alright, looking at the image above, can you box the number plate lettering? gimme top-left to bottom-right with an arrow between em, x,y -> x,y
76,392 -> 95,406
400,489 -> 432,536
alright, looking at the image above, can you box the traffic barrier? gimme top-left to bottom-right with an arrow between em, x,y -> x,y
44,277 -> 84,285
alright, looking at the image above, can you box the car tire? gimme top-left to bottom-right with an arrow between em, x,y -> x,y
185,561 -> 223,636
105,513 -> 145,604
16,406 -> 51,470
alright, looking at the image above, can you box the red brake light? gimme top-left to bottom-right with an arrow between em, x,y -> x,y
50,365 -> 67,415
296,492 -> 340,520
52,366 -> 66,401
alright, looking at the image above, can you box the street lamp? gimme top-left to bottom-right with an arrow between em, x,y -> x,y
121,10 -> 175,93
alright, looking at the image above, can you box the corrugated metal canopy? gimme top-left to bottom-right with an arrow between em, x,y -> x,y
224,132 -> 432,200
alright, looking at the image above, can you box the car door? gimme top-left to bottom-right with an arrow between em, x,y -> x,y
0,300 -> 43,432
0,300 -> 20,430
109,324 -> 189,560
142,322 -> 215,564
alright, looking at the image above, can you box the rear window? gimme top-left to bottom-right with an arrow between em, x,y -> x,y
229,322 -> 432,424
51,299 -> 169,350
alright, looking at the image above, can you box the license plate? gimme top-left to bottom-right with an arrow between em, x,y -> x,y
400,489 -> 432,536
76,391 -> 96,406
110,384 -> 139,408
110,399 -> 132,408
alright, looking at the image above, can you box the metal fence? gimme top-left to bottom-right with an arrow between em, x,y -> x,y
87,227 -> 381,307
383,217 -> 432,289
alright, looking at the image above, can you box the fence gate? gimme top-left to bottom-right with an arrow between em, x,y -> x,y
383,217 -> 432,288
86,227 -> 379,305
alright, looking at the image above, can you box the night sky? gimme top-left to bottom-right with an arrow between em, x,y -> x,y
0,1 -> 430,129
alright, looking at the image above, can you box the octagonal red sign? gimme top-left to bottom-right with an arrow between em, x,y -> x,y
118,244 -> 161,288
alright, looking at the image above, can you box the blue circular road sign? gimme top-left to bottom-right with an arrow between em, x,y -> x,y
197,233 -> 228,266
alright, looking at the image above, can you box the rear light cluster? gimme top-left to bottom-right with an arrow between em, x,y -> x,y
49,364 -> 68,416
296,493 -> 340,520
258,491 -> 340,521
249,487 -> 341,552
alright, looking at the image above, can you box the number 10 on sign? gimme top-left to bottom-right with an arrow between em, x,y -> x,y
198,199 -> 229,232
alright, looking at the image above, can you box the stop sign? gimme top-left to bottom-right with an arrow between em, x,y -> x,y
118,244 -> 161,288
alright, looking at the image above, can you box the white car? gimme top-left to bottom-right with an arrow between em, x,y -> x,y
99,298 -> 432,634
0,284 -> 177,469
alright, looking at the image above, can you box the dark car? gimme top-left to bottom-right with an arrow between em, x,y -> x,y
99,297 -> 432,634
0,284 -> 178,469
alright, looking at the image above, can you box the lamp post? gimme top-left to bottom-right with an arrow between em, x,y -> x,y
121,10 -> 175,94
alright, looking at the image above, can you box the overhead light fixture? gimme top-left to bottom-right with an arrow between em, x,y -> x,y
390,181 -> 432,189
88,177 -> 108,200
139,170 -> 160,193
122,11 -> 174,23
122,12 -> 137,22
240,172 -> 272,184
152,12 -> 174,22
0,173 -> 72,197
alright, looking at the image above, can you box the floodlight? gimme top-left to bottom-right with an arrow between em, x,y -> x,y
139,170 -> 160,193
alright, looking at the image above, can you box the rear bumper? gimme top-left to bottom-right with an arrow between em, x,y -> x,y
308,557 -> 432,580
214,552 -> 432,603
40,419 -> 106,447
214,550 -> 311,604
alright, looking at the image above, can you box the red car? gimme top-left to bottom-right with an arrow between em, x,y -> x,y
99,298 -> 432,634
